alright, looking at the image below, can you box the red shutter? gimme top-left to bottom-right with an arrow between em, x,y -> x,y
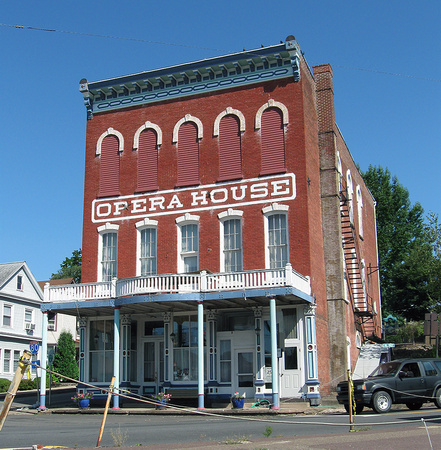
137,129 -> 158,192
99,135 -> 120,197
261,108 -> 286,175
177,122 -> 199,187
219,115 -> 242,181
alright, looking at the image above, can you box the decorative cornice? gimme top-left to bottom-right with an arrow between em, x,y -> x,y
80,39 -> 302,119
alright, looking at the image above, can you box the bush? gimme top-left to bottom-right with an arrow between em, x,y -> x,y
0,378 -> 11,393
18,379 -> 37,390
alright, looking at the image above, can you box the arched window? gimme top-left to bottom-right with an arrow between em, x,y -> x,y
214,108 -> 245,181
134,122 -> 162,192
356,185 -> 363,238
96,128 -> 123,198
256,101 -> 288,175
173,115 -> 202,187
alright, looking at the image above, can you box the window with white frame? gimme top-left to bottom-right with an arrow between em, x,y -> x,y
3,349 -> 11,372
97,223 -> 119,282
263,204 -> 289,269
25,309 -> 32,324
356,185 -> 363,238
176,214 -> 199,273
13,350 -> 20,371
218,210 -> 243,272
346,170 -> 354,225
337,152 -> 343,193
89,319 -> 114,382
136,219 -> 158,276
3,304 -> 12,327
17,275 -> 23,291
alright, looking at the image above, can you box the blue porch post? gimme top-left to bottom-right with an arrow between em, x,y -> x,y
269,296 -> 280,409
112,306 -> 120,409
197,301 -> 205,410
38,310 -> 48,409
304,303 -> 321,405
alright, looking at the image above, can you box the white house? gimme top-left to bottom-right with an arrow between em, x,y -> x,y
0,262 -> 43,380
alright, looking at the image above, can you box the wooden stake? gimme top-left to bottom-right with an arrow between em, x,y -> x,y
0,350 -> 32,432
347,369 -> 354,431
96,376 -> 115,447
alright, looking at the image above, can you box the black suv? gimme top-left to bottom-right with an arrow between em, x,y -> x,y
336,358 -> 441,413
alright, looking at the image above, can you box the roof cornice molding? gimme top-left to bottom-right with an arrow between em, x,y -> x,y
80,39 -> 302,119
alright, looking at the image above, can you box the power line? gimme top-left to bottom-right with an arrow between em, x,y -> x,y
2,22 -> 440,83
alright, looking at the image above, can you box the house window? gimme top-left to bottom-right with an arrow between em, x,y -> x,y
356,185 -> 363,238
140,228 -> 157,276
48,313 -> 57,331
13,350 -> 20,371
3,349 -> 11,372
172,315 -> 206,381
17,276 -> 23,291
223,219 -> 243,272
262,204 -> 289,270
89,319 -> 114,382
346,170 -> 354,225
173,116 -> 202,187
25,309 -> 32,324
218,115 -> 242,181
176,214 -> 199,273
137,128 -> 159,192
98,223 -> 119,282
3,305 -> 12,327
255,101 -> 288,176
97,131 -> 122,198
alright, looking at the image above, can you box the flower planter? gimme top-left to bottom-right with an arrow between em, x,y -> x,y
231,398 -> 245,409
155,400 -> 167,410
79,398 -> 90,409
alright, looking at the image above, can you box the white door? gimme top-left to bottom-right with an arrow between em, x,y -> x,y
279,308 -> 303,398
234,350 -> 255,399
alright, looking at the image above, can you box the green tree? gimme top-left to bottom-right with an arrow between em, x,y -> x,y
52,331 -> 79,382
361,166 -> 427,319
51,249 -> 82,283
424,212 -> 441,310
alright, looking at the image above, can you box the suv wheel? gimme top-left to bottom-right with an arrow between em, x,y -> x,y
372,391 -> 392,413
434,388 -> 441,408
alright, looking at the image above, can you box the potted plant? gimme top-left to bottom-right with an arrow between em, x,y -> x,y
231,392 -> 245,409
71,391 -> 93,409
153,391 -> 171,409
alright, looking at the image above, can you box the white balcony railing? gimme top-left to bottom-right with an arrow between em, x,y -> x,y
44,264 -> 310,304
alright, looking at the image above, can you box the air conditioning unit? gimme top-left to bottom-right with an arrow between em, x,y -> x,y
25,323 -> 36,330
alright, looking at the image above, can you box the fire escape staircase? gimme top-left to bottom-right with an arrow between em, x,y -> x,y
340,191 -> 377,340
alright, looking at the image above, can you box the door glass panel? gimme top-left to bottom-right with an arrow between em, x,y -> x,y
144,342 -> 155,382
238,352 -> 253,387
285,347 -> 298,370
283,309 -> 297,339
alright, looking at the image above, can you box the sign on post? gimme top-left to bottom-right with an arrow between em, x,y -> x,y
29,341 -> 39,355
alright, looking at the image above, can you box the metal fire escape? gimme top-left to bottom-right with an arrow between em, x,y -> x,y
340,188 -> 378,340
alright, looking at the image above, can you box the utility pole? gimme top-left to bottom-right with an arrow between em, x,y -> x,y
0,350 -> 32,431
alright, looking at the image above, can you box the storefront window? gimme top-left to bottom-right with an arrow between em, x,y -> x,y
89,320 -> 114,382
172,315 -> 206,381
219,340 -> 231,382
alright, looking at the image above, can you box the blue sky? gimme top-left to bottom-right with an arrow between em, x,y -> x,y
1,1 -> 440,281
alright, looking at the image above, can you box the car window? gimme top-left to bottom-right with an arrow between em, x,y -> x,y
400,363 -> 420,378
433,361 -> 441,373
369,361 -> 401,377
423,361 -> 438,376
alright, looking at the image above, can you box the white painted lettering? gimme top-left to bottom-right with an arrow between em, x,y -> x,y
149,196 -> 166,211
167,194 -> 184,209
191,191 -> 209,206
96,203 -> 111,217
231,185 -> 247,200
131,198 -> 147,213
210,188 -> 228,203
271,179 -> 290,196
250,182 -> 268,198
114,201 -> 128,215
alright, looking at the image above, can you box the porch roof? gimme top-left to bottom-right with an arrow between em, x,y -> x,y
41,285 -> 312,317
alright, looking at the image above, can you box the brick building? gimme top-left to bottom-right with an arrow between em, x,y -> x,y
40,36 -> 381,409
